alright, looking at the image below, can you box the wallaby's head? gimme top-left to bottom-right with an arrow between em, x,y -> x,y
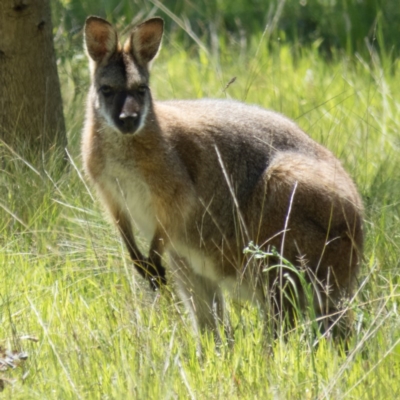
84,17 -> 164,134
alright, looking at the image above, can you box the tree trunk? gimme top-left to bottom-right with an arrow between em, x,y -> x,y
0,0 -> 66,158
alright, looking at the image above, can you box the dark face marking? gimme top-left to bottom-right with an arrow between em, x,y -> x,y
102,87 -> 147,134
95,53 -> 149,134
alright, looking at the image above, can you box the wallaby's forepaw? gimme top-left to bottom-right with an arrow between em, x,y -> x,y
148,274 -> 167,291
144,259 -> 167,291
132,258 -> 167,291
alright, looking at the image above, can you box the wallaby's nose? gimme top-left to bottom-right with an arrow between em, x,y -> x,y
118,112 -> 140,133
118,95 -> 140,133
119,111 -> 138,120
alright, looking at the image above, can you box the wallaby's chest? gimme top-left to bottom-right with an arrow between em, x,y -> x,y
101,155 -> 157,240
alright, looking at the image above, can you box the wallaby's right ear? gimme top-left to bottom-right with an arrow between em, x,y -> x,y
84,16 -> 118,64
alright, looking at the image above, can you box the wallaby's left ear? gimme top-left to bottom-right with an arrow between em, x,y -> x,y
129,18 -> 164,67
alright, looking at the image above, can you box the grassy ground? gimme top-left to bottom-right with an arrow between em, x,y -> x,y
1,30 -> 400,398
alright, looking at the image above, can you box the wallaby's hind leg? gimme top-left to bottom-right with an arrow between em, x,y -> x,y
169,252 -> 229,344
251,152 -> 363,335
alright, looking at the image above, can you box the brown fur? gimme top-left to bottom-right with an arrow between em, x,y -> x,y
82,16 -> 363,339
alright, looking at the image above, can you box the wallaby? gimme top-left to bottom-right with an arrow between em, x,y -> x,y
82,16 -> 363,340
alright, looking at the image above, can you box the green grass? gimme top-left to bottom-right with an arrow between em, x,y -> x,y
1,31 -> 400,398
53,0 -> 400,60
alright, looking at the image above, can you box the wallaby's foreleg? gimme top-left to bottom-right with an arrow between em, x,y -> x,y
147,232 -> 168,289
115,211 -> 167,290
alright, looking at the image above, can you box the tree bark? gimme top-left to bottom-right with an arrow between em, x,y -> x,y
0,0 -> 66,158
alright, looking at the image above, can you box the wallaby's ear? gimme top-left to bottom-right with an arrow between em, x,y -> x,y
84,16 -> 118,64
129,18 -> 164,67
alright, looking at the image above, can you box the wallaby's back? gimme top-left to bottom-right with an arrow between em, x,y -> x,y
152,99 -> 363,292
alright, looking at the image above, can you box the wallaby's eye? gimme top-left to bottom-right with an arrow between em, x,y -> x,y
137,85 -> 148,95
100,85 -> 114,97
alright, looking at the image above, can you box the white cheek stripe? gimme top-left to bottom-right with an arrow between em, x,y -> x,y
104,109 -> 118,131
135,99 -> 149,135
